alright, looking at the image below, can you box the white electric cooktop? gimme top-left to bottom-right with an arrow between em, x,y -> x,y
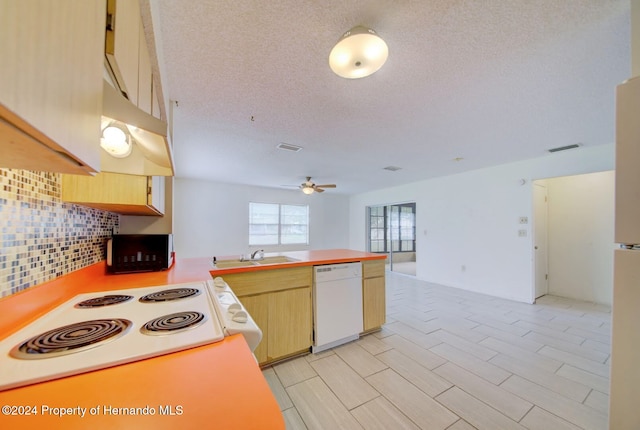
0,282 -> 225,391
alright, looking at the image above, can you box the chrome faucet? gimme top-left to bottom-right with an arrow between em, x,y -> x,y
250,249 -> 264,260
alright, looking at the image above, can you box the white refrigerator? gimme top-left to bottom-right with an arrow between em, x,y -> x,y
609,75 -> 640,429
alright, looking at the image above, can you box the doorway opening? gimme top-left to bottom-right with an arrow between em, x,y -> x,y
533,181 -> 549,300
531,172 -> 614,305
367,202 -> 416,276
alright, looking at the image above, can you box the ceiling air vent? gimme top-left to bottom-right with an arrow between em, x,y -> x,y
383,166 -> 402,171
548,144 -> 580,153
277,143 -> 302,152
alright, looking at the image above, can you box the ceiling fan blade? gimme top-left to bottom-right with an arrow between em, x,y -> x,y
315,187 -> 325,193
315,184 -> 336,188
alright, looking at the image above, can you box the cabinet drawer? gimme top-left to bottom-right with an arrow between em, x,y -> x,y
362,260 -> 385,278
223,266 -> 313,297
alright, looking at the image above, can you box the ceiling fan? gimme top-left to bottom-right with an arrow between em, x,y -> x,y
300,177 -> 336,194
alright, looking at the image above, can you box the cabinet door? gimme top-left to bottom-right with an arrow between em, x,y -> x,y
151,79 -> 162,119
0,0 -> 104,173
268,287 -> 312,360
61,172 -> 163,216
148,176 -> 165,214
363,277 -> 386,331
238,294 -> 269,364
137,24 -> 153,115
63,172 -> 146,204
105,0 -> 140,103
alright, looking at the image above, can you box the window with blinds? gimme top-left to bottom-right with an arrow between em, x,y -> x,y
249,202 -> 309,245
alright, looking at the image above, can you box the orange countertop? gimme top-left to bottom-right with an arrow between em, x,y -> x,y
0,336 -> 278,430
0,257 -> 285,429
210,248 -> 386,276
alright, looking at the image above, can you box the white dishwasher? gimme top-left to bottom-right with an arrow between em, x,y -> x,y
313,262 -> 363,353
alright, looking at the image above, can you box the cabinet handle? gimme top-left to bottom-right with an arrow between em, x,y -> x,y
147,177 -> 153,204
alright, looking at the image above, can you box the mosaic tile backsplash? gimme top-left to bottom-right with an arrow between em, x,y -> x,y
0,169 -> 119,298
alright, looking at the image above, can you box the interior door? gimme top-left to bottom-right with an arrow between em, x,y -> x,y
533,183 -> 549,299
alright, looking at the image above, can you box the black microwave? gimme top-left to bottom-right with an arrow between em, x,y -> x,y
106,234 -> 174,274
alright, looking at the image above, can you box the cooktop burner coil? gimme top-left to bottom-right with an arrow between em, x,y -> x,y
10,319 -> 132,360
139,288 -> 201,303
75,294 -> 134,308
140,311 -> 206,335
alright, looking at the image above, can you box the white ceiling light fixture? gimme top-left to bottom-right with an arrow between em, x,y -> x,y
100,120 -> 132,158
302,185 -> 315,195
329,26 -> 388,79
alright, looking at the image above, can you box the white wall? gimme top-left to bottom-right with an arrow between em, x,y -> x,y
349,144 -> 614,303
546,171 -> 614,305
173,178 -> 350,258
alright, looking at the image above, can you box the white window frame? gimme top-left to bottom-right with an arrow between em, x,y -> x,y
249,202 -> 309,246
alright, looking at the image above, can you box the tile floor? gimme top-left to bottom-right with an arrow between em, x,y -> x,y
262,272 -> 612,430
385,261 -> 416,276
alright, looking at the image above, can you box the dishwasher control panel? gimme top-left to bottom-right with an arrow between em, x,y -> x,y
314,262 -> 362,282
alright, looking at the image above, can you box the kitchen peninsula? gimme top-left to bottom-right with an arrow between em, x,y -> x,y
0,249 -> 384,428
210,249 -> 387,365
0,258 -> 281,429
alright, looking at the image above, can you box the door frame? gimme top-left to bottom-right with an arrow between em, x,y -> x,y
533,181 -> 549,300
366,201 -> 417,276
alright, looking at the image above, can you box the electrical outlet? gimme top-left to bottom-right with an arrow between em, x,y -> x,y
519,216 -> 528,224
518,229 -> 527,237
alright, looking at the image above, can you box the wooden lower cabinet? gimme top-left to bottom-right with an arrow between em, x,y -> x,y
362,260 -> 386,333
223,267 -> 313,365
363,276 -> 386,331
267,287 -> 312,360
223,261 -> 386,364
239,287 -> 311,365
237,294 -> 269,363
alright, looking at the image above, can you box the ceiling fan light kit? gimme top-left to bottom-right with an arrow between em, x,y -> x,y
300,177 -> 336,194
329,26 -> 388,79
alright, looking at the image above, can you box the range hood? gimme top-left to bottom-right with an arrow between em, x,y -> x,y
100,81 -> 174,176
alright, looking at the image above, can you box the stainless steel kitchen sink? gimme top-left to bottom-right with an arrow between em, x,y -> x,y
256,256 -> 299,264
213,260 -> 259,268
213,256 -> 299,268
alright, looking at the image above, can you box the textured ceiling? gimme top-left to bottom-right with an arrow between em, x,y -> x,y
153,0 -> 630,195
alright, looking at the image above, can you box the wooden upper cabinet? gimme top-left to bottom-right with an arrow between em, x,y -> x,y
137,24 -> 153,115
0,0 -> 105,174
105,0 -> 156,116
151,80 -> 162,119
62,172 -> 165,216
105,0 -> 140,104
